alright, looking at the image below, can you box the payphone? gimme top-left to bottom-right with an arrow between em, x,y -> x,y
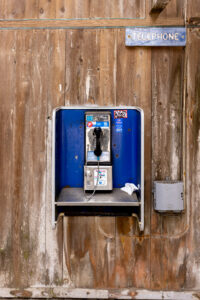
84,111 -> 112,191
52,106 -> 144,231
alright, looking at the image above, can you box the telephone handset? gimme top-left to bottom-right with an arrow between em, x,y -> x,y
93,127 -> 102,157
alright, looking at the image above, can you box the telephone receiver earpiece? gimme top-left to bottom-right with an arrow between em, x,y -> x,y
93,127 -> 102,157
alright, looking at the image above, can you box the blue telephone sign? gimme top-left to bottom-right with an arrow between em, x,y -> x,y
126,27 -> 186,47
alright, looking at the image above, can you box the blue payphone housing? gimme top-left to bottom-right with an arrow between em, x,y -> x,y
52,106 -> 144,231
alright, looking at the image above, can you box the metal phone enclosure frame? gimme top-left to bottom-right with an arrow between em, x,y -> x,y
52,106 -> 144,231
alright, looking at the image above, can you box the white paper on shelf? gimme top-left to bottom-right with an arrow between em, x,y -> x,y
121,183 -> 138,195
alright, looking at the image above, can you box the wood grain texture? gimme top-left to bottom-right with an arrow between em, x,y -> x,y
1,0 -> 145,20
56,0 -> 76,19
64,216 -> 97,287
0,0 -> 5,18
185,27 -> 200,289
0,29 -> 49,288
158,0 -> 185,18
151,47 -> 185,238
4,0 -> 26,19
24,30 -> 49,286
0,18 -> 185,29
38,0 -> 56,19
0,0 -> 183,21
0,29 -> 66,288
65,29 -> 100,105
24,0 -> 39,19
47,30 -> 66,110
1,0 -> 200,293
99,29 -> 117,106
116,30 -> 151,288
187,0 -> 200,22
63,216 -> 116,288
151,47 -> 186,290
95,217 -> 116,288
152,49 -> 183,182
45,30 -> 66,286
11,30 -> 34,288
0,30 -> 16,287
0,0 -> 185,21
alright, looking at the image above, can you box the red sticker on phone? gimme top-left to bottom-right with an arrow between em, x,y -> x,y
87,121 -> 93,127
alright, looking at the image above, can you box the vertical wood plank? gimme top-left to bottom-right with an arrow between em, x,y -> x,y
63,215 -> 116,288
157,0 -> 184,18
10,30 -> 34,287
24,0 -> 39,19
45,29 -> 66,285
38,0 -> 56,19
187,0 -> 200,20
123,0 -> 145,18
47,30 -> 66,110
115,217 -> 136,288
65,29 -> 100,105
56,0 -> 69,19
89,0 -> 107,18
115,29 -> 151,289
162,236 -> 187,290
27,30 -> 49,286
185,27 -> 200,289
0,30 -> 16,287
62,217 -> 73,287
95,217 -> 116,288
56,0 -> 77,19
0,0 -> 6,18
63,216 -> 97,287
65,30 -> 84,105
56,0 -> 89,19
0,30 -> 49,288
99,29 -> 117,106
151,48 -> 184,207
0,0 -> 39,19
116,29 -> 136,106
73,1 -> 90,19
151,47 -> 186,290
4,0 -> 26,19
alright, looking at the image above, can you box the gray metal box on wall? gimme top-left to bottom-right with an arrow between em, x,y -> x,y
154,181 -> 184,212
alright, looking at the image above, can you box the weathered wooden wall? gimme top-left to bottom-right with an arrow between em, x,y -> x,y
0,0 -> 200,298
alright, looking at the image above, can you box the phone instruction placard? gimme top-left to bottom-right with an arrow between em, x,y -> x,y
94,169 -> 107,186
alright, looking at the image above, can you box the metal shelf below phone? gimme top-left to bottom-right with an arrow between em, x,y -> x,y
56,188 -> 140,206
